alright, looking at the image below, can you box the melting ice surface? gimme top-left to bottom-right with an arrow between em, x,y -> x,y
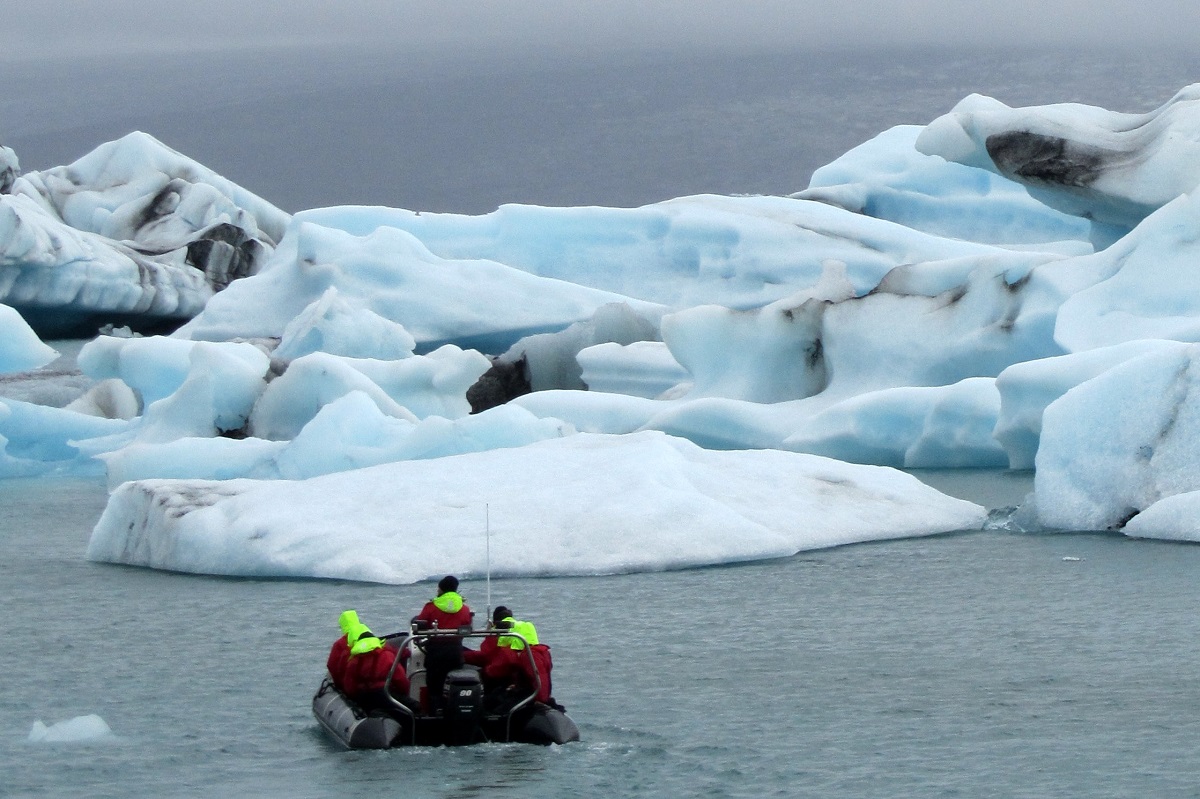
87,430 -> 985,583
8,85 -> 1200,581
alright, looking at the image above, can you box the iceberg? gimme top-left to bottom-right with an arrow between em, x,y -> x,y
1,132 -> 288,336
0,303 -> 58,373
782,378 -> 1008,469
916,86 -> 1200,230
0,396 -> 129,477
86,431 -> 987,584
27,715 -> 116,744
994,340 -> 1190,469
248,346 -> 490,440
98,397 -> 573,487
0,144 -> 17,194
299,194 -> 1045,311
796,124 -> 1107,251
176,219 -> 662,353
1034,344 -> 1200,532
3,82 -> 1200,577
1053,194 -> 1200,352
1125,492 -> 1200,541
273,287 -> 417,363
577,340 -> 689,399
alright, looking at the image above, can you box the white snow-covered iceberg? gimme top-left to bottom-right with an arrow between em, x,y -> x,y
796,124 -> 1106,251
1053,194 -> 1200,352
27,715 -> 116,744
11,83 -> 1200,567
297,194 -> 1051,311
916,86 -> 1200,229
1,132 -> 288,335
994,340 -> 1190,470
1034,343 -> 1200,532
0,396 -> 130,477
177,219 -> 662,354
86,431 -> 986,583
247,347 -> 490,439
0,303 -> 58,373
0,145 -> 17,193
98,398 -> 573,486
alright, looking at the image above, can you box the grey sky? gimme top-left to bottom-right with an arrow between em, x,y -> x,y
4,1 -> 1199,59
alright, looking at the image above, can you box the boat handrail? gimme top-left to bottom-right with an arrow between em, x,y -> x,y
382,627 -> 543,740
379,649 -> 418,745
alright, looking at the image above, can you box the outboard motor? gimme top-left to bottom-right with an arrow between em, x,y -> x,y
442,668 -> 484,745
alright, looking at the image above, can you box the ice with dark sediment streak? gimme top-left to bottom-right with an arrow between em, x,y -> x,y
0,132 -> 288,335
916,85 -> 1200,230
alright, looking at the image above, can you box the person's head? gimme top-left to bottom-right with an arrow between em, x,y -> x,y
349,626 -> 382,655
338,609 -> 361,635
437,575 -> 459,595
492,606 -> 511,626
499,619 -> 538,649
347,623 -> 373,646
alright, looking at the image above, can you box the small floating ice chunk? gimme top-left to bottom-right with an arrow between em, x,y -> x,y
27,714 -> 115,743
0,303 -> 58,374
1062,556 -> 1082,562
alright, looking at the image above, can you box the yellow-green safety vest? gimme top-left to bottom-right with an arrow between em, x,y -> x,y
497,617 -> 539,650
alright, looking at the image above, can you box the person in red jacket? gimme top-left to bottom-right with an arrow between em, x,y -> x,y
413,575 -> 474,630
412,575 -> 473,714
464,605 -> 510,669
481,611 -> 555,707
325,609 -> 363,691
342,624 -> 414,715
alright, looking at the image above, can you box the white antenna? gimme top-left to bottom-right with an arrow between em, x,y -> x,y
485,503 -> 492,623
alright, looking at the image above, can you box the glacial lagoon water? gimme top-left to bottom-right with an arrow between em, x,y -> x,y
6,44 -> 1200,215
5,473 -> 1200,798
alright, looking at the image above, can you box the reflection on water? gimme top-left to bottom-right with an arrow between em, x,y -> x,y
448,746 -> 550,796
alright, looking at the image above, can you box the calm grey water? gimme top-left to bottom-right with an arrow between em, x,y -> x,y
5,474 -> 1200,798
4,44 -> 1200,214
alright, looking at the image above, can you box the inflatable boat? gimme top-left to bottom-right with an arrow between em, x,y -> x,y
313,627 -> 579,748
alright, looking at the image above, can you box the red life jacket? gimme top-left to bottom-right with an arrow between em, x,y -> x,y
482,643 -> 553,703
343,644 -> 409,699
528,644 -> 553,703
415,592 -> 473,631
326,636 -> 352,690
463,635 -> 498,667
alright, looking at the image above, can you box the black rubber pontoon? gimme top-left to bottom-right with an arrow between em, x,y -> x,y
313,677 -> 402,749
